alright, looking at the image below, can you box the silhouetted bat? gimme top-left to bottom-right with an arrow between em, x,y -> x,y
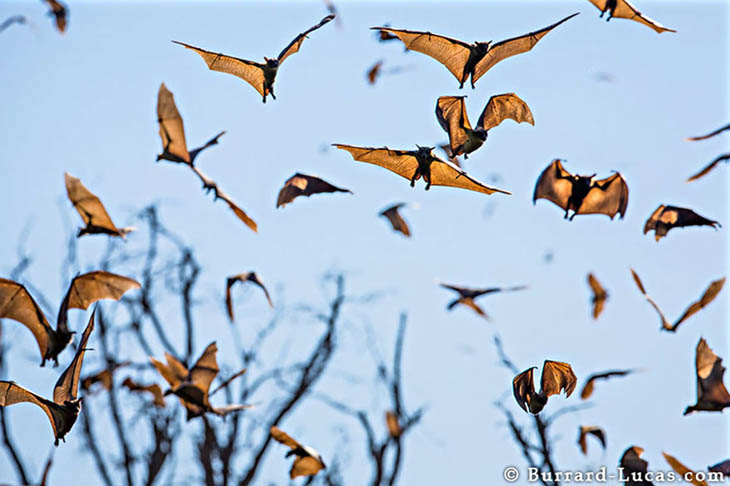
0,310 -> 94,445
436,93 -> 534,159
371,13 -> 578,89
121,378 -> 166,407
439,282 -> 526,320
533,159 -> 629,220
333,144 -> 510,195
380,203 -> 411,237
644,205 -> 720,241
631,269 -> 725,332
276,173 -> 352,208
385,410 -> 402,438
580,369 -> 635,399
65,173 -> 135,238
709,460 -> 730,478
686,123 -> 730,142
270,426 -> 327,479
663,453 -> 708,486
587,0 -> 676,33
687,154 -> 730,182
43,0 -> 67,33
173,15 -> 335,103
512,360 -> 577,414
587,273 -> 608,319
0,15 -> 26,32
620,446 -> 653,486
577,425 -> 606,455
81,360 -> 130,392
225,272 -> 273,323
0,271 -> 140,366
684,338 -> 730,415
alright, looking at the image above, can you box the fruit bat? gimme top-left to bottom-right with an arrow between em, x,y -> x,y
577,425 -> 606,455
65,173 -> 135,239
385,410 -> 402,438
333,144 -> 510,195
439,282 -> 527,320
0,15 -> 27,32
365,60 -> 410,85
121,378 -> 166,408
709,460 -> 730,478
663,453 -> 708,486
276,173 -> 352,208
81,360 -> 130,392
0,271 -> 140,366
380,203 -> 411,237
270,426 -> 326,479
173,15 -> 335,103
586,0 -> 676,33
587,273 -> 608,319
43,0 -> 67,33
684,338 -> 730,415
580,369 -> 635,399
371,13 -> 578,89
533,159 -> 629,220
644,205 -> 721,242
631,269 -> 725,332
436,93 -> 534,159
686,123 -> 730,142
512,360 -> 577,414
687,154 -> 730,182
0,310 -> 94,445
225,272 -> 273,323
620,446 -> 653,486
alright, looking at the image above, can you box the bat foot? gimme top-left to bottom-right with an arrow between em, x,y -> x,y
410,179 -> 416,187
425,182 -> 431,191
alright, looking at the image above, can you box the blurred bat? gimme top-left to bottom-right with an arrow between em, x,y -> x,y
587,273 -> 608,319
333,144 -> 510,195
0,310 -> 94,445
436,93 -> 534,159
0,271 -> 139,366
173,15 -> 335,103
225,272 -> 273,323
0,15 -> 27,32
663,452 -> 708,486
43,0 -> 67,33
276,173 -> 352,208
587,0 -> 676,33
375,24 -> 399,42
631,269 -> 725,332
533,159 -> 629,220
577,425 -> 606,455
619,446 -> 652,486
122,378 -> 166,407
687,154 -> 730,182
385,410 -> 402,438
65,173 -> 135,239
580,369 -> 636,399
371,13 -> 578,89
644,205 -> 720,241
709,460 -> 730,478
438,282 -> 527,320
81,360 -> 130,392
684,338 -> 730,415
686,123 -> 730,142
270,426 -> 326,479
380,203 -> 411,237
513,360 -> 577,414
365,60 -> 410,85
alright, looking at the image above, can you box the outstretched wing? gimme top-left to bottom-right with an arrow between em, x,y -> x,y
151,353 -> 187,388
333,144 -> 419,181
0,278 -> 54,360
532,159 -> 574,210
64,173 -> 121,234
663,453 -> 708,486
580,369 -> 634,399
630,268 -> 670,330
429,158 -> 510,195
189,131 -> 226,164
687,154 -> 730,182
686,123 -> 730,142
540,360 -> 577,398
380,204 -> 411,237
290,456 -> 325,479
226,272 -> 273,322
277,14 -> 336,64
53,310 -> 95,405
276,173 -> 351,208
671,278 -> 725,331
157,83 -> 191,163
477,92 -> 534,131
0,381 -> 60,439
587,273 -> 607,319
188,342 -> 220,397
512,367 -> 536,413
435,96 -> 471,157
611,0 -> 676,34
578,426 -> 606,455
576,172 -> 629,219
270,425 -> 301,450
189,165 -> 258,232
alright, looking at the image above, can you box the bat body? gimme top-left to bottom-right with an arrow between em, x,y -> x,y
439,282 -> 526,320
43,0 -> 67,33
580,369 -> 635,399
380,203 -> 411,237
587,0 -> 676,33
65,173 -> 135,238
577,425 -> 606,455
512,360 -> 577,414
662,453 -> 708,486
587,273 -> 608,319
225,272 -> 273,323
270,426 -> 326,479
684,338 -> 730,415
533,159 -> 629,220
371,13 -> 578,89
333,144 -> 510,195
644,205 -> 720,241
436,94 -> 534,159
619,446 -> 653,486
173,15 -> 334,103
276,173 -> 352,208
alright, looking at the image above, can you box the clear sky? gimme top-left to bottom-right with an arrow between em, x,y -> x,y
0,1 -> 728,485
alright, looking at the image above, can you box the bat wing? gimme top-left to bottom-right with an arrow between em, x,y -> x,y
211,403 -> 255,417
276,173 -> 351,208
366,61 -> 382,85
686,123 -> 730,141
0,381 -> 61,439
189,166 -> 258,232
247,273 -> 273,308
277,14 -> 335,64
58,271 -> 140,328
671,278 -> 725,331
540,360 -> 577,398
44,0 -> 67,33
663,453 -> 708,486
64,173 -> 121,234
472,13 -> 579,84
630,268 -> 670,330
532,159 -> 574,209
0,278 -> 55,361
687,154 -> 730,182
53,310 -> 94,405
710,460 -> 730,477
580,369 -> 633,399
151,353 -> 187,388
122,378 -> 166,407
672,206 -> 721,230
612,0 -> 676,33
693,339 -> 730,409
290,455 -> 326,479
576,172 -> 629,218
270,425 -> 301,449
477,92 -> 535,131
333,144 -> 419,181
172,41 -> 266,98
587,273 -> 607,319
157,83 -> 191,163
435,96 -> 471,157
578,426 -> 606,454
187,342 -> 219,399
370,27 -> 471,83
458,298 -> 488,320
512,367 -> 536,412
380,204 -> 411,237
189,131 -> 226,164
429,157 -> 510,195
226,273 -> 273,323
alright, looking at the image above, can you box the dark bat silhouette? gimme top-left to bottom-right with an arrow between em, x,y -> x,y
43,0 -> 67,33
587,273 -> 608,319
686,123 -> 730,142
644,205 -> 720,241
65,173 -> 135,238
620,446 -> 653,486
371,13 -> 578,89
631,269 -> 725,332
270,426 -> 326,479
709,460 -> 730,478
375,24 -> 399,42
385,410 -> 402,438
684,338 -> 730,415
121,378 -> 166,407
580,369 -> 635,399
276,173 -> 352,208
380,203 -> 411,237
577,425 -> 606,455
225,272 -> 273,323
0,271 -> 139,366
333,144 -> 510,195
533,159 -> 629,220
0,310 -> 94,445
173,15 -> 335,103
663,453 -> 708,486
587,0 -> 676,33
81,360 -> 130,392
436,93 -> 534,159
439,282 -> 526,320
687,154 -> 730,182
0,15 -> 27,32
513,360 -> 576,414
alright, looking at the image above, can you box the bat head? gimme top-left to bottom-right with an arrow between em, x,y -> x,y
415,145 -> 434,157
474,41 -> 492,53
474,128 -> 488,141
264,57 -> 280,68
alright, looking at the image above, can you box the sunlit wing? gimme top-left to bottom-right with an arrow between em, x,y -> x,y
533,159 -> 573,209
0,278 -> 54,359
270,426 -> 301,449
576,172 -> 629,218
53,310 -> 94,405
663,453 -> 708,486
686,123 -> 730,142
0,381 -> 60,438
512,367 -> 536,412
333,145 -> 419,180
62,271 -> 141,312
540,360 -> 576,398
157,83 -> 191,163
277,14 -> 335,64
630,269 -> 670,329
290,456 -> 325,479
435,96 -> 470,156
612,0 -> 676,33
687,154 -> 730,182
188,342 -> 219,397
477,93 -> 535,131
429,157 -> 510,195
672,278 -> 725,331
64,173 -> 120,231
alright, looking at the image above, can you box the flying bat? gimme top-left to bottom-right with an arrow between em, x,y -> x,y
375,24 -> 399,42
512,360 -> 577,414
333,144 -> 510,195
0,271 -> 140,366
276,173 -> 352,208
365,60 -> 410,85
686,123 -> 730,142
631,269 -> 725,332
687,154 -> 730,182
436,93 -> 534,159
225,272 -> 273,323
121,378 -> 166,407
586,0 -> 676,33
684,338 -> 730,415
533,159 -> 629,220
619,446 -> 652,486
270,426 -> 326,479
580,369 -> 636,399
587,273 -> 608,319
644,205 -> 720,241
663,453 -> 708,486
577,425 -> 606,455
439,282 -> 526,320
173,15 -> 335,103
380,203 -> 411,237
43,0 -> 67,33
385,410 -> 402,438
81,360 -> 130,392
65,173 -> 135,238
0,15 -> 27,32
371,13 -> 578,89
0,310 -> 94,445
